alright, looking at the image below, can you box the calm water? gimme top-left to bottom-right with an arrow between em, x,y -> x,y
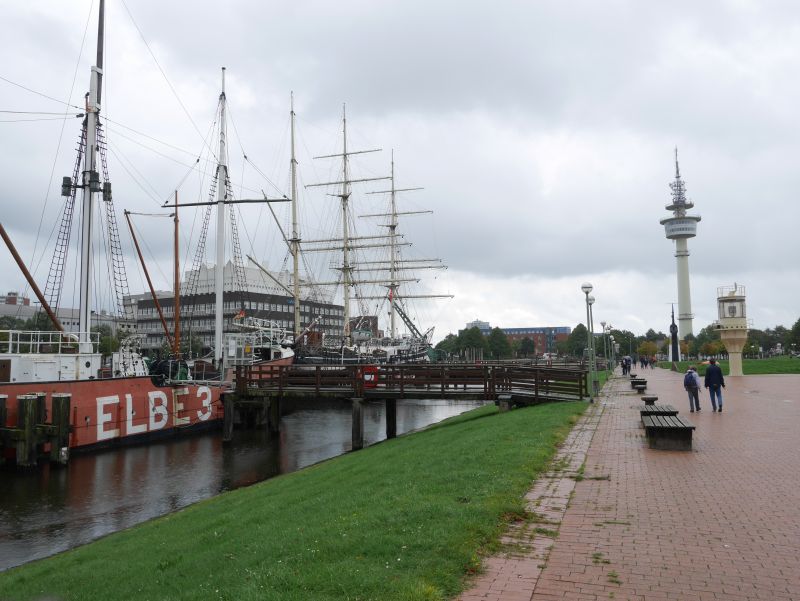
0,398 -> 487,571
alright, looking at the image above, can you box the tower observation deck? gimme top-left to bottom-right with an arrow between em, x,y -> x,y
659,150 -> 701,339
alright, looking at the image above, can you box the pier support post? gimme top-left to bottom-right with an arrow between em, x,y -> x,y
498,394 -> 512,413
268,398 -> 280,436
222,393 -> 234,443
50,393 -> 71,465
385,399 -> 397,439
351,398 -> 364,451
16,394 -> 37,467
0,394 -> 6,466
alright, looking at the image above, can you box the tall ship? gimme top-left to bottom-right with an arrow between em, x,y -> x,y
0,1 -> 228,463
293,108 -> 452,364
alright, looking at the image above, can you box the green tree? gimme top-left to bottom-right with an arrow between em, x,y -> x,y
0,315 -> 26,330
92,324 -> 120,356
609,328 -> 636,356
24,311 -> 58,331
563,323 -> 589,357
487,327 -> 512,359
637,341 -> 657,357
519,337 -> 535,357
788,318 -> 800,354
763,326 -> 789,353
690,324 -> 721,356
644,328 -> 663,342
746,328 -> 767,354
456,327 -> 488,357
743,339 -> 760,357
435,333 -> 459,356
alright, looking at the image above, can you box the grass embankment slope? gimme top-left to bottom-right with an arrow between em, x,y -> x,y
658,356 -> 800,375
0,402 -> 586,601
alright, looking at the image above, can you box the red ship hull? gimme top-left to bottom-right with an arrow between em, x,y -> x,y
0,377 -> 227,453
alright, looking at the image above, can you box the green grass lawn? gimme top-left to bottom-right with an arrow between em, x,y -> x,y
0,401 -> 587,601
657,356 -> 800,376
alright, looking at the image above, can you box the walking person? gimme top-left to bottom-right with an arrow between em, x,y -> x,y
704,358 -> 725,412
684,366 -> 701,412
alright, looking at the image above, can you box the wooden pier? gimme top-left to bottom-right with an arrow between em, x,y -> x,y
224,363 -> 588,450
0,393 -> 72,467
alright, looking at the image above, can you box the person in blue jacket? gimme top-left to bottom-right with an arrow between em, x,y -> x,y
704,358 -> 725,412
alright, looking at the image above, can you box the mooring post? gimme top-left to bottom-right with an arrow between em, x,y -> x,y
222,393 -> 234,443
385,399 -> 397,439
34,392 -> 47,457
34,392 -> 47,424
0,394 -> 7,466
50,393 -> 71,464
351,398 -> 364,451
16,394 -> 37,467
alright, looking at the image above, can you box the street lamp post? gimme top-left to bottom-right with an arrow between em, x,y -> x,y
600,321 -> 607,364
581,282 -> 595,402
609,335 -> 615,370
588,295 -> 598,396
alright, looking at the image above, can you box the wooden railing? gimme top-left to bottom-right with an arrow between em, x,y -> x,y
236,363 -> 587,401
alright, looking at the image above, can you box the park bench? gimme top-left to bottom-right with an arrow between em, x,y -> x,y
640,395 -> 658,406
642,414 -> 695,451
634,383 -> 647,393
640,404 -> 678,417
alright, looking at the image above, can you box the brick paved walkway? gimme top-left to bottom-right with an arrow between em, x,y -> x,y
460,368 -> 800,601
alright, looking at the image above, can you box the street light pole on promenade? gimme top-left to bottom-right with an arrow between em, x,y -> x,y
588,295 -> 598,396
581,282 -> 595,402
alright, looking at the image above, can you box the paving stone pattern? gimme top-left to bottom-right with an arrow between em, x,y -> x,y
459,368 -> 800,601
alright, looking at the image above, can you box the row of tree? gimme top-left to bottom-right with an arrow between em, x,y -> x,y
435,327 -> 530,360
434,316 -> 800,361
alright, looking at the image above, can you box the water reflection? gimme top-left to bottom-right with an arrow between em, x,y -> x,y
0,398 -> 487,571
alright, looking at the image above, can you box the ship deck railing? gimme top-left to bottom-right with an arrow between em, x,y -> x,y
0,330 -> 100,355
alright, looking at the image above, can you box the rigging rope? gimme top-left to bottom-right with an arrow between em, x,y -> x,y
118,0 -> 215,160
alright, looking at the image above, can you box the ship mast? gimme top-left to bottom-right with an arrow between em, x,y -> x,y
213,68 -> 228,367
77,0 -> 105,343
305,106 -> 390,346
340,109 -> 352,343
388,153 -> 399,337
173,191 -> 180,354
290,93 -> 301,339
363,154 -> 450,339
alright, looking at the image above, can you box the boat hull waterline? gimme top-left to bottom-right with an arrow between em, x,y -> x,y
1,377 -> 225,456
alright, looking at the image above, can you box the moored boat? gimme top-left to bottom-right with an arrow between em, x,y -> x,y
0,0 -> 229,465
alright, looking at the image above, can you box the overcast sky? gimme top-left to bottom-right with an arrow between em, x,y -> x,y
1,0 -> 798,343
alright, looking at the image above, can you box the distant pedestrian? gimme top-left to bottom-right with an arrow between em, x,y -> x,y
704,359 -> 725,412
684,366 -> 702,412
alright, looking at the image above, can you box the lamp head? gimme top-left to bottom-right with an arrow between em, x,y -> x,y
581,282 -> 593,294
587,295 -> 595,305
600,321 -> 606,329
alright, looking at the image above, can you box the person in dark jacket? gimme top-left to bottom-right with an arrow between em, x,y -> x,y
704,358 -> 725,412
